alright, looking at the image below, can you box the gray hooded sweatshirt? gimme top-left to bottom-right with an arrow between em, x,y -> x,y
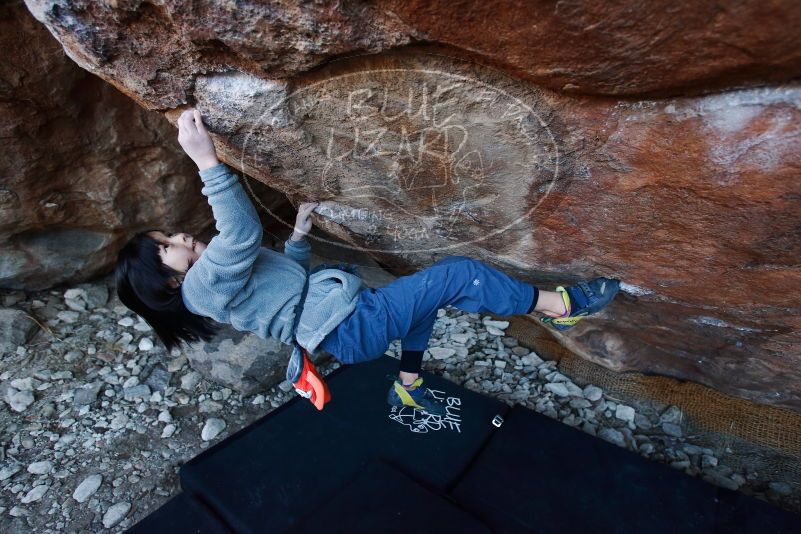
180,162 -> 364,355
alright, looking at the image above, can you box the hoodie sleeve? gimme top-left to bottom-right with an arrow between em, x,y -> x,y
283,236 -> 311,273
195,162 -> 263,290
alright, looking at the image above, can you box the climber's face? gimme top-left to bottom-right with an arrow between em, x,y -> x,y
147,230 -> 206,274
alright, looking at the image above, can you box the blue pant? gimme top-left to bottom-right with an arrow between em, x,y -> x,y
318,256 -> 537,364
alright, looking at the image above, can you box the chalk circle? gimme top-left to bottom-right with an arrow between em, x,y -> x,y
238,67 -> 559,255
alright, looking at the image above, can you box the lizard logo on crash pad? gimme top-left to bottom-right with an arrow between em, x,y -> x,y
388,388 -> 463,434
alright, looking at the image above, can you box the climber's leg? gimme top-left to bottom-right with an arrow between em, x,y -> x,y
383,256 -> 544,414
382,256 -> 538,323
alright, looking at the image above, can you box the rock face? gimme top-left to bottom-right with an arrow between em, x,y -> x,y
23,1 -> 801,411
22,0 -> 801,106
0,0 -> 212,289
386,1 -> 801,96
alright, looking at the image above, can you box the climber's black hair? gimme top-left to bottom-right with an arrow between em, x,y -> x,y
115,228 -> 218,352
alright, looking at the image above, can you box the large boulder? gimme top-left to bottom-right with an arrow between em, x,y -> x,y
22,0 -> 801,105
23,1 -> 801,411
386,0 -> 801,96
0,0 -> 213,289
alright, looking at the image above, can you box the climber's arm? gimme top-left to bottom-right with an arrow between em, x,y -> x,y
178,109 -> 263,288
283,202 -> 318,272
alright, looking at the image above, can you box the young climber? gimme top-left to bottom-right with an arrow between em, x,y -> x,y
115,108 -> 620,416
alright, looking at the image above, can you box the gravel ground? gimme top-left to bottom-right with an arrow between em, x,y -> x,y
0,275 -> 798,532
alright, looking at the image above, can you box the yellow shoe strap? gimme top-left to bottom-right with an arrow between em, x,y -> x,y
394,380 -> 424,410
555,286 -> 571,316
550,287 -> 586,325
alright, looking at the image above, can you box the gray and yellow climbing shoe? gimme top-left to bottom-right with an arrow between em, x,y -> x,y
387,377 -> 447,416
540,277 -> 620,331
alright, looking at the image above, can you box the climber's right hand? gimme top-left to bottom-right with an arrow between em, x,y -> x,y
177,108 -> 219,172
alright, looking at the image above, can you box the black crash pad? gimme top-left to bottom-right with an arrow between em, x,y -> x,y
180,357 -> 507,533
452,406 -> 720,533
714,488 -> 801,533
126,492 -> 230,534
291,460 -> 490,534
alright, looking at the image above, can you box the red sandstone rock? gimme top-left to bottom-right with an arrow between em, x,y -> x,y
0,0 -> 210,289
22,0 -> 801,411
1,1 -> 289,290
23,0 -> 801,104
386,0 -> 801,96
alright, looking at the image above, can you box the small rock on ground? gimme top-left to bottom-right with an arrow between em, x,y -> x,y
103,502 -> 131,528
72,474 -> 102,503
201,418 -> 226,441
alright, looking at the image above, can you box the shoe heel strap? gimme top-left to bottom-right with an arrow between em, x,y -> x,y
554,286 -> 572,318
398,377 -> 424,389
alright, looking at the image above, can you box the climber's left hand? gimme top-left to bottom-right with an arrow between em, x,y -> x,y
291,202 -> 319,241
